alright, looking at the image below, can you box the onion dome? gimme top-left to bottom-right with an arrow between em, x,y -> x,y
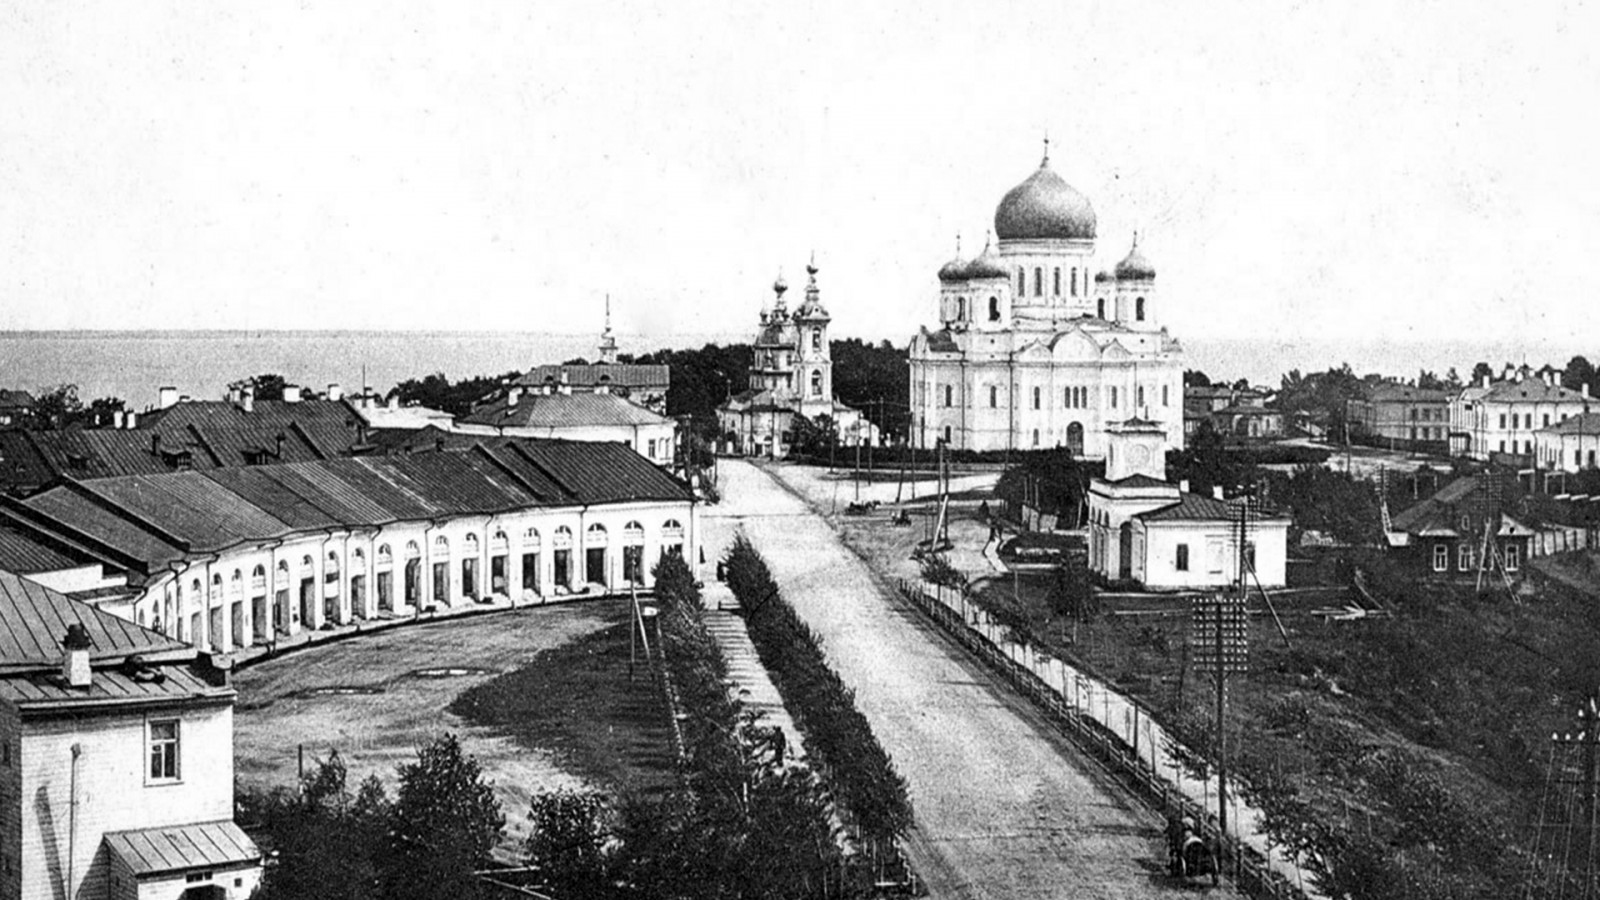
994,145 -> 1097,241
938,256 -> 969,283
1114,234 -> 1156,281
1094,270 -> 1112,283
964,234 -> 1009,279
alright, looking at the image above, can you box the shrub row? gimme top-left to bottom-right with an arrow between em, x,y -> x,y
724,535 -> 913,845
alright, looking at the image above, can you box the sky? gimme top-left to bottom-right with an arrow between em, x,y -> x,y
2,0 -> 1598,349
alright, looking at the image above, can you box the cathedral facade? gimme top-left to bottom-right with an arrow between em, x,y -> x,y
907,146 -> 1185,458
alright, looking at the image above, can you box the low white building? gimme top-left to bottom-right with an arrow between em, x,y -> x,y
460,388 -> 678,467
6,441 -> 699,654
0,570 -> 261,900
1087,419 -> 1289,590
1535,412 -> 1600,472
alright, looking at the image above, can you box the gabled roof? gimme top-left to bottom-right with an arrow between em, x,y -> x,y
0,569 -> 184,670
0,522 -> 93,573
1137,492 -> 1289,524
461,392 -> 671,430
0,389 -> 35,408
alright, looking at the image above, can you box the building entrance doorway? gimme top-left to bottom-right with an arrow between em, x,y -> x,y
299,577 -> 315,629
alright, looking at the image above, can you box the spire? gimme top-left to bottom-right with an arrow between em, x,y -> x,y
801,254 -> 826,316
598,294 -> 618,364
1041,131 -> 1050,167
955,233 -> 962,256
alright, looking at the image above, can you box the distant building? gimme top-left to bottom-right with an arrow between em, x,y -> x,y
460,388 -> 677,467
2,441 -> 698,652
1086,419 -> 1289,590
1183,385 -> 1282,439
0,571 -> 261,899
0,390 -> 34,427
1347,381 -> 1451,445
1535,412 -> 1600,472
718,262 -> 874,458
512,301 -> 670,414
1385,474 -> 1534,579
1449,371 -> 1592,461
907,145 -> 1184,457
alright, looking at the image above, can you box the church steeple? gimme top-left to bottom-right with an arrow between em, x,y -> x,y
598,295 -> 618,364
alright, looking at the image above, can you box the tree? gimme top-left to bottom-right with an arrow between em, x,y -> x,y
384,733 -> 505,900
1417,370 -> 1447,391
1563,355 -> 1596,396
1470,361 -> 1495,386
29,383 -> 81,430
1183,369 -> 1211,387
391,371 -> 518,418
229,373 -> 288,401
247,751 -> 389,900
526,789 -> 612,894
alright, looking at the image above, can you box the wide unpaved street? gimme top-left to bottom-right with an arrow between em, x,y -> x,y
706,459 -> 1206,899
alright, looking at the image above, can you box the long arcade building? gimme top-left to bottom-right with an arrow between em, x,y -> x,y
0,439 -> 698,654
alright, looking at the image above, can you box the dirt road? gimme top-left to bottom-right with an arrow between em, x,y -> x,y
705,460 -> 1211,899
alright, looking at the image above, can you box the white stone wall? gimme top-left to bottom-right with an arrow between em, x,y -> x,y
18,702 -> 236,900
1536,429 -> 1600,472
1139,521 -> 1289,590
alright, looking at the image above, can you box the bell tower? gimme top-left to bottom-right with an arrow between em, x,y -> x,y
1104,418 -> 1168,482
792,257 -> 833,417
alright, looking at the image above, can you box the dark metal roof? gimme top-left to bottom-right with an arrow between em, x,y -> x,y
515,364 -> 669,390
0,569 -> 185,670
17,439 -> 693,566
0,522 -> 85,573
462,391 -> 671,430
103,820 -> 260,876
0,660 -> 229,706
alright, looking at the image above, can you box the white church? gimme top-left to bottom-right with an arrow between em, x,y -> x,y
907,143 -> 1185,458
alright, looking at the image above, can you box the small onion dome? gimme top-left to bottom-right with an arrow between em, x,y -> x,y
965,241 -> 1009,280
1114,236 -> 1156,281
773,274 -> 789,296
938,256 -> 970,283
994,156 -> 1097,241
1094,270 -> 1113,283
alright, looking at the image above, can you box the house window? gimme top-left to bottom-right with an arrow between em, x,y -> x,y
1162,385 -> 1170,406
1543,414 -> 1551,427
1053,268 -> 1061,296
943,425 -> 952,443
810,370 -> 822,397
1110,387 -> 1119,408
1458,543 -> 1472,572
1504,543 -> 1520,572
1499,414 -> 1507,429
647,438 -> 657,458
1432,544 -> 1448,572
1176,544 -> 1190,571
148,720 -> 180,782
944,385 -> 953,407
989,296 -> 1001,321
989,386 -> 998,408
1031,428 -> 1040,446
1097,298 -> 1106,318
1017,268 -> 1025,294
811,329 -> 821,352
1071,267 -> 1079,297
1033,267 -> 1043,296
1136,297 -> 1146,321
1032,387 -> 1041,410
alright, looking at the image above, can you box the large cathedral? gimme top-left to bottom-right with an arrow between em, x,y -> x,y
907,144 -> 1185,458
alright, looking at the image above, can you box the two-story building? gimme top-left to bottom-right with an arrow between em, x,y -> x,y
1450,372 -> 1593,462
1347,381 -> 1451,446
1534,412 -> 1600,472
1385,474 -> 1535,580
0,570 -> 260,900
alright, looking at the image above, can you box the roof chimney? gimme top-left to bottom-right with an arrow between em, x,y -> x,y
158,386 -> 179,409
1212,485 -> 1225,500
1179,479 -> 1190,493
62,623 -> 92,688
124,411 -> 137,429
507,387 -> 522,407
241,389 -> 254,414
326,383 -> 343,401
112,409 -> 125,429
283,385 -> 301,403
1480,372 -> 1490,388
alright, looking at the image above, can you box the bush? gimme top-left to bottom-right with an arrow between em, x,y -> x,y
725,535 -> 913,845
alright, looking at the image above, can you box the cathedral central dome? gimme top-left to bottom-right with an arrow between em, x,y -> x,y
993,157 -> 1097,242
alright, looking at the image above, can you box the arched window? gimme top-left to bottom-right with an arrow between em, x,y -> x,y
229,570 -> 243,599
434,535 -> 449,553
491,530 -> 509,552
988,296 -> 1000,321
377,544 -> 393,566
464,533 -> 480,553
524,528 -> 542,549
1137,386 -> 1146,407
1017,268 -> 1025,294
1032,387 -> 1041,410
811,329 -> 821,351
1032,428 -> 1040,446
1071,267 -> 1078,297
1097,298 -> 1106,318
1136,297 -> 1146,321
1033,267 -> 1043,296
1052,267 -> 1061,296
586,523 -> 609,544
956,297 -> 966,320
404,540 -> 421,559
810,370 -> 822,397
989,386 -> 998,408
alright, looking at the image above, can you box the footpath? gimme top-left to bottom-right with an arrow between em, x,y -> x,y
700,579 -> 810,768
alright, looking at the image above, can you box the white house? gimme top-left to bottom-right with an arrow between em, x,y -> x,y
1450,371 -> 1593,460
0,570 -> 261,900
4,441 -> 699,654
1535,412 -> 1600,473
460,389 -> 678,467
1087,419 -> 1288,590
